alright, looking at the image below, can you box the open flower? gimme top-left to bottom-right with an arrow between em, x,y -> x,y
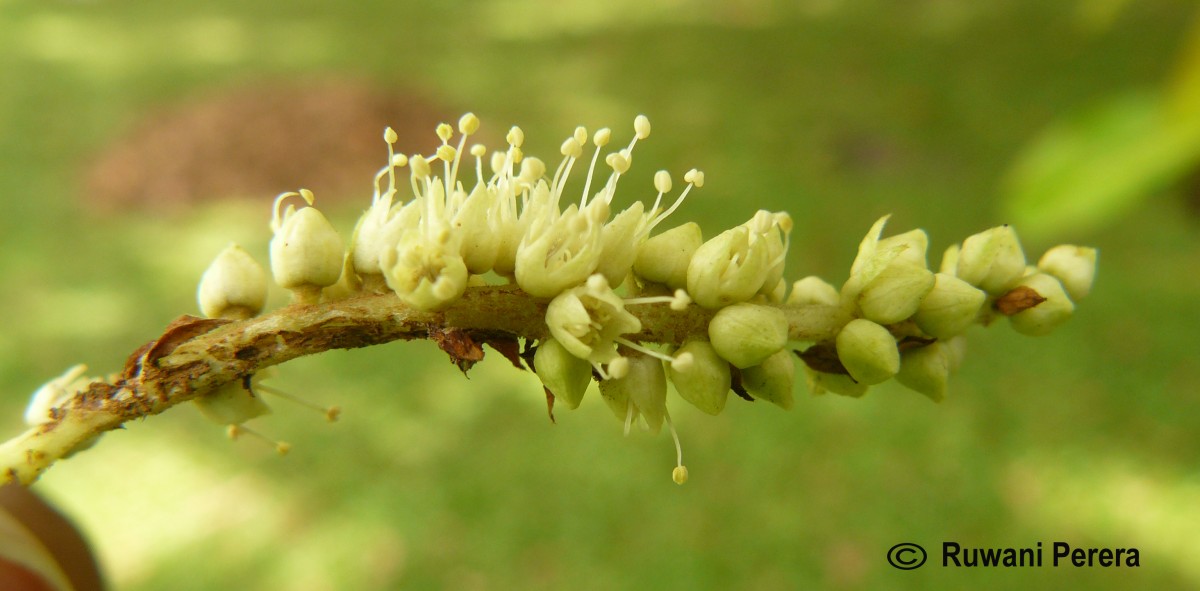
545,274 -> 642,370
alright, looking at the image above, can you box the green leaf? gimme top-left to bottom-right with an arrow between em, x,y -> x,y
1000,91 -> 1200,239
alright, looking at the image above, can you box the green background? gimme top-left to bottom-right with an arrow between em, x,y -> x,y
1,0 -> 1198,589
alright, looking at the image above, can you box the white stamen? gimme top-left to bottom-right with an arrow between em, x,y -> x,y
226,424 -> 291,455
255,384 -> 341,422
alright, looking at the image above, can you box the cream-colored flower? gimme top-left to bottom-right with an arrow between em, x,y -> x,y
545,274 -> 642,369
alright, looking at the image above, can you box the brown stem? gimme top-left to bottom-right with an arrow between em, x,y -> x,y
0,285 -> 847,485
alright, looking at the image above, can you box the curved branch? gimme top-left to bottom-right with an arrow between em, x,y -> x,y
0,285 -> 847,485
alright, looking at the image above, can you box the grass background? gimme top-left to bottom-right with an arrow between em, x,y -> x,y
2,0 -> 1199,589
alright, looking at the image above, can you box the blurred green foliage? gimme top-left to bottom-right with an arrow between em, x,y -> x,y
1,0 -> 1199,589
1002,13 -> 1200,239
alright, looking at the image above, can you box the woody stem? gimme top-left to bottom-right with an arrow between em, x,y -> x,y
0,284 -> 848,485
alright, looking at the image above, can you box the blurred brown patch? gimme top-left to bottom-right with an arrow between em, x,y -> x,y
83,79 -> 456,213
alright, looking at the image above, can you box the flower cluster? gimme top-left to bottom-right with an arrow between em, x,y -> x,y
811,216 -> 1096,400
147,113 -> 1097,483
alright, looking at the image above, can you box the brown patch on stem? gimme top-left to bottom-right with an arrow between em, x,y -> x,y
994,286 -> 1046,316
431,328 -> 485,374
897,335 -> 937,353
796,342 -> 850,376
484,336 -> 526,371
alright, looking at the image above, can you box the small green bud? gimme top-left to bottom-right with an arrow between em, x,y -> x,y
595,202 -> 646,287
453,183 -> 500,275
198,244 -> 268,320
742,210 -> 792,297
912,273 -> 986,338
739,349 -> 795,409
534,337 -> 592,410
939,243 -> 960,275
876,228 -> 929,268
764,278 -> 787,303
634,222 -> 702,289
1008,273 -> 1074,336
708,303 -> 788,369
598,353 -> 667,434
786,276 -> 840,307
843,215 -> 935,324
956,225 -> 1026,294
835,318 -> 899,385
1037,245 -> 1097,301
851,262 -> 935,325
895,342 -> 952,402
687,225 -> 769,309
321,251 -> 364,302
667,340 -> 731,415
269,192 -> 345,296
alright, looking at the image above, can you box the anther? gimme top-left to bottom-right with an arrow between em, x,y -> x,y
664,410 -> 686,485
506,126 -> 525,148
593,128 -> 611,147
634,115 -> 651,140
458,113 -> 480,135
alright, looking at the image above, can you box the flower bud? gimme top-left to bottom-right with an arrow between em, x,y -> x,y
598,353 -> 667,434
1037,245 -> 1097,301
708,303 -> 788,369
534,337 -> 592,410
595,202 -> 646,287
739,349 -> 795,409
270,192 -> 345,298
849,262 -> 935,325
453,183 -> 500,275
876,228 -> 929,268
667,340 -> 730,415
956,225 -> 1026,294
912,273 -> 986,338
895,342 -> 952,402
194,381 -> 271,426
198,244 -> 268,319
321,251 -> 364,302
634,222 -> 702,290
742,210 -> 792,297
786,276 -> 840,307
763,278 -> 787,303
687,226 -> 769,309
939,244 -> 960,275
1008,273 -> 1074,336
843,216 -> 935,324
835,318 -> 899,385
